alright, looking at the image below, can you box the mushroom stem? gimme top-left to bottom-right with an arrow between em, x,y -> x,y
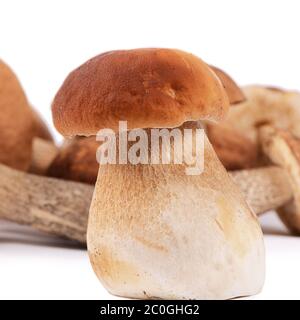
0,163 -> 92,243
230,166 -> 293,214
29,137 -> 59,175
87,129 -> 264,300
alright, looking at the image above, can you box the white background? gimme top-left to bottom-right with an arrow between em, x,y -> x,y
0,0 -> 300,299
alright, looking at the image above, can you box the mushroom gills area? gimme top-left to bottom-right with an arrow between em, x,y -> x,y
87,125 -> 265,300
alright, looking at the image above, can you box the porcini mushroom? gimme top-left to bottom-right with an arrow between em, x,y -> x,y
224,86 -> 300,145
47,137 -> 99,184
0,60 -> 34,171
47,64 -> 252,181
48,64 -> 255,177
52,48 -> 265,300
209,66 -> 246,105
204,66 -> 256,170
0,59 -> 57,173
259,126 -> 300,234
206,124 -> 257,170
204,84 -> 300,229
228,125 -> 300,235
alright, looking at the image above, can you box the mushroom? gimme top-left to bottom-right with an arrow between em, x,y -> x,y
209,66 -> 246,105
259,126 -> 300,234
216,84 -> 300,230
206,124 -> 257,170
51,48 -> 265,300
223,85 -> 300,146
204,66 -> 257,170
46,64 -> 256,177
229,125 -> 300,235
0,60 -> 57,173
47,137 -> 99,184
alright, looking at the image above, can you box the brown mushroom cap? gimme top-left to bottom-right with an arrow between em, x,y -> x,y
0,60 -> 34,170
47,137 -> 99,184
209,66 -> 246,105
259,125 -> 300,234
0,60 -> 53,171
52,48 -> 230,137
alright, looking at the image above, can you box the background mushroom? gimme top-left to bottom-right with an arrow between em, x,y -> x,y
0,60 -> 57,173
229,125 -> 300,236
204,66 -> 257,170
52,48 -> 265,300
206,123 -> 258,170
259,126 -> 300,234
223,85 -> 300,146
209,65 -> 246,105
47,137 -> 99,184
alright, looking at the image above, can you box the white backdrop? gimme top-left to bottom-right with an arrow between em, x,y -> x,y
1,0 -> 300,300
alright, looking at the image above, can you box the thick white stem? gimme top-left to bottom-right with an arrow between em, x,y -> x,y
88,131 -> 265,299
